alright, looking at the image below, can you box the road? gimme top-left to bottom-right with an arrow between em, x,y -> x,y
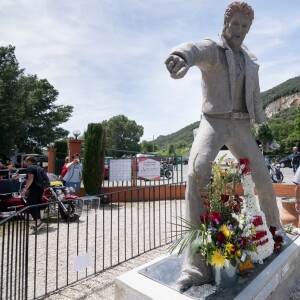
179,164 -> 296,184
280,166 -> 296,184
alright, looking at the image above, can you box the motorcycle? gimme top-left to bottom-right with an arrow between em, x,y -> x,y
42,173 -> 81,221
267,162 -> 284,183
160,162 -> 173,179
0,170 -> 81,221
0,174 -> 24,218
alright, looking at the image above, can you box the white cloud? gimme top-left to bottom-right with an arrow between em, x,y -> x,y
0,0 -> 299,141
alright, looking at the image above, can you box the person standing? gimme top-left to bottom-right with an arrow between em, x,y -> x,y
165,1 -> 281,288
0,158 -> 7,169
61,156 -> 69,186
291,146 -> 300,174
63,154 -> 82,194
293,166 -> 300,213
21,156 -> 45,232
273,159 -> 282,184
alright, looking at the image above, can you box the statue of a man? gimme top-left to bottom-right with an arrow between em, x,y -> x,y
165,1 -> 282,289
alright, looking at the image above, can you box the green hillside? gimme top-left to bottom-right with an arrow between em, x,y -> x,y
154,76 -> 300,153
261,76 -> 300,107
155,121 -> 199,149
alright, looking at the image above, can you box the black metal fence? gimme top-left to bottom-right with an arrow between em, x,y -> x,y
0,183 -> 185,299
54,152 -> 67,176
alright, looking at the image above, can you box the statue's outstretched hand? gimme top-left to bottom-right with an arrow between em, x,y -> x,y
165,55 -> 189,79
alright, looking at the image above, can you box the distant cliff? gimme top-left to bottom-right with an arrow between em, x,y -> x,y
265,92 -> 300,118
261,76 -> 300,108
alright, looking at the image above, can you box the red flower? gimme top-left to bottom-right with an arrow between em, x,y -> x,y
211,211 -> 221,223
274,243 -> 281,253
234,195 -> 243,203
230,245 -> 238,255
233,204 -> 239,213
239,158 -> 251,175
269,226 -> 277,236
201,194 -> 207,200
274,235 -> 283,243
252,230 -> 267,241
221,194 -> 229,203
203,201 -> 211,208
200,213 -> 209,224
234,245 -> 238,253
217,232 -> 226,244
238,237 -> 247,249
252,216 -> 263,227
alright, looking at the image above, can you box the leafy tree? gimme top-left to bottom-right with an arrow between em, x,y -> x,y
0,45 -> 24,159
268,107 -> 300,155
140,140 -> 158,153
295,107 -> 300,136
83,123 -> 106,195
54,140 -> 68,154
175,141 -> 188,149
257,123 -> 274,144
168,144 -> 176,156
103,115 -> 143,157
17,75 -> 73,153
0,45 -> 73,159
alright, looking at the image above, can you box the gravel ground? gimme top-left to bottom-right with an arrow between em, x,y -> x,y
39,196 -> 300,300
1,199 -> 185,300
1,166 -> 299,300
41,244 -> 170,300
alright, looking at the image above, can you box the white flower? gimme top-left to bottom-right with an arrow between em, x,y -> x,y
231,213 -> 239,220
207,234 -> 212,243
244,230 -> 252,237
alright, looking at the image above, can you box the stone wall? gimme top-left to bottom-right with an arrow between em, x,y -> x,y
265,92 -> 300,118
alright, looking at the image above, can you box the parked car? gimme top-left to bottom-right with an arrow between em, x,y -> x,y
182,156 -> 189,165
278,154 -> 293,168
169,156 -> 189,165
19,153 -> 48,169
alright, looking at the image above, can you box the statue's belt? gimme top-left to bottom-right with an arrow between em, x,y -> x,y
204,112 -> 250,120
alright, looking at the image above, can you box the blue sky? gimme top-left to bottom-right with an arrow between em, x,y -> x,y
1,0 -> 299,141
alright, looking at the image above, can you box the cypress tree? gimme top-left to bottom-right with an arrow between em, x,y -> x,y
83,123 -> 106,195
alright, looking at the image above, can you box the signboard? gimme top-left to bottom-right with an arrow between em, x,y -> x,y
138,158 -> 160,180
74,253 -> 92,272
109,159 -> 132,181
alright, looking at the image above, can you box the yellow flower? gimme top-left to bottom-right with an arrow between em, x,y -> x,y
211,250 -> 226,267
225,242 -> 234,254
235,250 -> 241,258
220,224 -> 231,237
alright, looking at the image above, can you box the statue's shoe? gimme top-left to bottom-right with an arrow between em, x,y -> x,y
176,270 -> 213,292
176,273 -> 193,292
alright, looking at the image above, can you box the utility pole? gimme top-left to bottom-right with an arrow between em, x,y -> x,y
152,135 -> 154,153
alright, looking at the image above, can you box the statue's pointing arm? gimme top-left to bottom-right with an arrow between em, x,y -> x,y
165,40 -> 217,79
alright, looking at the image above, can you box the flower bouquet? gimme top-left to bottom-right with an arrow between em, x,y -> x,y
170,157 -> 257,270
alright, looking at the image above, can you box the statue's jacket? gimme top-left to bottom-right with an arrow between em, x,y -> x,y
170,35 -> 267,124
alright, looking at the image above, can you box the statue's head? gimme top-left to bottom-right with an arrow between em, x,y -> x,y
222,2 -> 254,50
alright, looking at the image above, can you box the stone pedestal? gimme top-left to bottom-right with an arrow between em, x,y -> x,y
47,147 -> 56,173
68,139 -> 83,160
280,197 -> 299,227
115,235 -> 300,300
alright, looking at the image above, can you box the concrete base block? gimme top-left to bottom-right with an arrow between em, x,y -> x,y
115,236 -> 300,300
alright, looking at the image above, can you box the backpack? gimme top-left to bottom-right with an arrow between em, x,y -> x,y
34,165 -> 50,189
61,163 -> 67,178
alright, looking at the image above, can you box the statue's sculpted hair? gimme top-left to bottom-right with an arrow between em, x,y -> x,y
224,1 -> 254,27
